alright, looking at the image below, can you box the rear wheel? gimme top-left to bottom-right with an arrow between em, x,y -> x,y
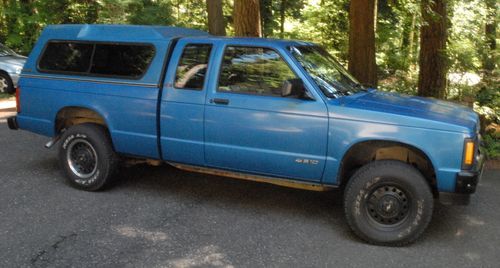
344,160 -> 434,246
59,123 -> 118,191
0,73 -> 14,94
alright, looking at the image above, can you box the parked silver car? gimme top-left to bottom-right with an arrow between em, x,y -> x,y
0,43 -> 26,94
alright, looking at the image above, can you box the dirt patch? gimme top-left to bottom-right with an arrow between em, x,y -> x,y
485,160 -> 500,170
486,123 -> 499,134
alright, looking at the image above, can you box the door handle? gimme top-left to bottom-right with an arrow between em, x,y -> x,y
211,98 -> 230,105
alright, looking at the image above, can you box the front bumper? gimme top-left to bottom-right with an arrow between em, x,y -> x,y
439,148 -> 485,205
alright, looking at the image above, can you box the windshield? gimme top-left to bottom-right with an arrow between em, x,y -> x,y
0,44 -> 16,57
290,45 -> 365,98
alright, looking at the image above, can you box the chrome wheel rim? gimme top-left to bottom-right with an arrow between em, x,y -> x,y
0,77 -> 8,93
66,139 -> 98,179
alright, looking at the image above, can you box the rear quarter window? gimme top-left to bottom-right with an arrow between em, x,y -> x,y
37,41 -> 155,79
38,42 -> 93,73
90,44 -> 155,78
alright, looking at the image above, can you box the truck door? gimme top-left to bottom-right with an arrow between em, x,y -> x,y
160,39 -> 215,165
204,45 -> 329,182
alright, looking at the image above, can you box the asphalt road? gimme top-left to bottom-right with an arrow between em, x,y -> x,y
1,119 -> 499,268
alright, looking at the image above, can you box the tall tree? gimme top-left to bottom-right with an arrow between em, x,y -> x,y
233,0 -> 262,37
417,0 -> 448,99
279,0 -> 286,38
260,0 -> 274,37
348,0 -> 378,87
483,0 -> 497,75
206,0 -> 226,36
278,0 -> 304,38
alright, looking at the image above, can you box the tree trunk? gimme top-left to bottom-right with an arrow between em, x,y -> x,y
407,13 -> 417,66
279,0 -> 286,38
417,0 -> 448,99
0,0 -> 8,42
233,0 -> 262,37
206,0 -> 226,36
348,0 -> 378,87
260,0 -> 273,37
483,0 -> 497,75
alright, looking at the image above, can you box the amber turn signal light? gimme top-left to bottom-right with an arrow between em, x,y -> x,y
463,139 -> 475,167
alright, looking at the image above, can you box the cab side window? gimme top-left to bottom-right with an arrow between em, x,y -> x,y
174,44 -> 212,90
218,46 -> 298,97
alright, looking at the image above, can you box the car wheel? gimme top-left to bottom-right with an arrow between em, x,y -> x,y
59,123 -> 119,191
344,160 -> 434,246
0,73 -> 14,94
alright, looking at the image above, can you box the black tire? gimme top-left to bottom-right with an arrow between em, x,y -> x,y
344,160 -> 433,246
0,73 -> 14,94
59,123 -> 118,191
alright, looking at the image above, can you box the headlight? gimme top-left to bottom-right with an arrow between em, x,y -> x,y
15,67 -> 22,74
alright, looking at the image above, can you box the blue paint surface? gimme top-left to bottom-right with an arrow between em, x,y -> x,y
16,25 -> 479,193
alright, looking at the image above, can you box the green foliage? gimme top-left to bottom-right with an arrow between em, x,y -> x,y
482,132 -> 500,160
473,75 -> 500,128
96,0 -> 128,24
284,0 -> 349,61
376,0 -> 420,75
448,0 -> 487,74
260,0 -> 305,38
127,0 -> 174,25
0,92 -> 12,99
260,0 -> 277,37
476,83 -> 500,116
378,70 -> 418,95
170,0 -> 208,30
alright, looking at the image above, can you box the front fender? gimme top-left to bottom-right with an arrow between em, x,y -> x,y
322,116 -> 467,192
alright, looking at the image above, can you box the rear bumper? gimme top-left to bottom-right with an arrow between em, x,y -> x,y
7,116 -> 18,130
439,149 -> 485,205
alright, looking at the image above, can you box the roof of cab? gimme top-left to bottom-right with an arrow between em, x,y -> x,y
38,24 -> 315,47
39,24 -> 210,42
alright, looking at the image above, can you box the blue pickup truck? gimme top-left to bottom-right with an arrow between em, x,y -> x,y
7,25 -> 483,246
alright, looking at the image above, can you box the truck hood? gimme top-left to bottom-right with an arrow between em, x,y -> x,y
340,90 -> 478,134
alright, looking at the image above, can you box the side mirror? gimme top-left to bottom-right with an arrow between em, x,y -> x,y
281,78 -> 308,98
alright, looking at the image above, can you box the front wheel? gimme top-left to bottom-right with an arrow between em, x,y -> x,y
59,123 -> 118,191
344,160 -> 434,246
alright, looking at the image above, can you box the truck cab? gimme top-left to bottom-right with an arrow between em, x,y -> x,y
7,25 -> 484,246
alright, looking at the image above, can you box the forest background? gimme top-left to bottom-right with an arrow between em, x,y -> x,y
0,0 -> 498,158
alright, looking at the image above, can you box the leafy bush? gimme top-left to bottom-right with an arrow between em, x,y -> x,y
475,78 -> 500,119
0,93 -> 12,99
482,131 -> 500,160
378,70 -> 418,95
